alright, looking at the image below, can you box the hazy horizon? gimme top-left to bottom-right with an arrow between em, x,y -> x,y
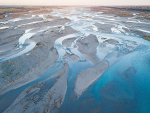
0,0 -> 150,6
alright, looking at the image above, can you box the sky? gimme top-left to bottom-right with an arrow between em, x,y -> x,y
0,0 -> 150,6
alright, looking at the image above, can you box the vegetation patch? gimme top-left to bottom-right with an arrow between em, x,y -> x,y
0,15 -> 4,19
36,42 -> 40,46
0,8 -> 18,12
143,36 -> 150,41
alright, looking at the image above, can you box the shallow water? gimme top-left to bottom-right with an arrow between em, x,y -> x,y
52,7 -> 150,113
0,7 -> 150,113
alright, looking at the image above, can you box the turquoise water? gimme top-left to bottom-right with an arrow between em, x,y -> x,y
1,7 -> 150,113
59,47 -> 150,113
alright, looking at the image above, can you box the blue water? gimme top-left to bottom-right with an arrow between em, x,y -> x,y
1,7 -> 150,113
59,47 -> 150,113
0,61 -> 63,113
59,59 -> 93,113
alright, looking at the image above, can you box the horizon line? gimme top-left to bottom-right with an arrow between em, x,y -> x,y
0,5 -> 150,7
